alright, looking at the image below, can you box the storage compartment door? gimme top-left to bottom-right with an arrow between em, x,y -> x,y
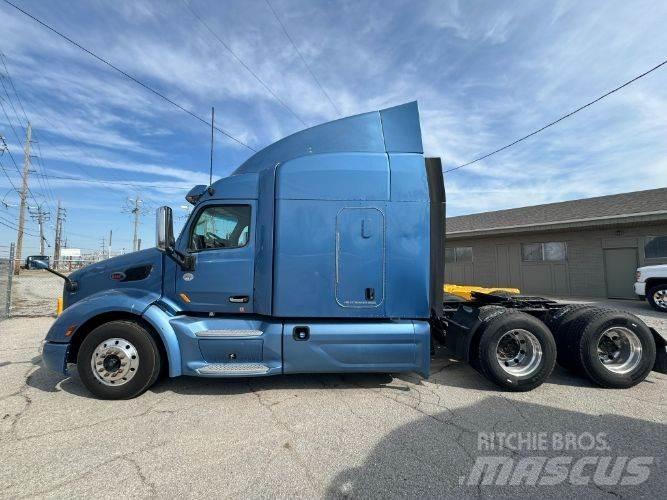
335,208 -> 384,308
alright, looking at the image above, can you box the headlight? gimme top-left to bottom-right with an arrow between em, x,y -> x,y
635,271 -> 641,281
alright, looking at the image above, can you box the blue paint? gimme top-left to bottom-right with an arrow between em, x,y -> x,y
41,341 -> 69,375
380,101 -> 423,153
45,288 -> 162,342
276,153 -> 390,201
40,102 -> 435,386
283,320 -> 428,376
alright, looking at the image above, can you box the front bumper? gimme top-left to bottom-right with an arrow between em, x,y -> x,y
42,341 -> 70,375
634,282 -> 646,297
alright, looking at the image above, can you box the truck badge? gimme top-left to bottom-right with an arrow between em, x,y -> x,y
183,273 -> 194,282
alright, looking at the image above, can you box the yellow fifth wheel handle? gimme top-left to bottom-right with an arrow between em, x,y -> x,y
444,284 -> 521,301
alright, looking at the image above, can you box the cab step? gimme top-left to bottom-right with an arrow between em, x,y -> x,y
196,362 -> 270,375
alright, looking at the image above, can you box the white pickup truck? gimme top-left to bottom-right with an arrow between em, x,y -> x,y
635,264 -> 667,312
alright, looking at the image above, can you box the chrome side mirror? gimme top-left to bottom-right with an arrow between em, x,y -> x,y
156,206 -> 175,252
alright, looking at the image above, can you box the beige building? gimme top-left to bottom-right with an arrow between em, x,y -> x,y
445,188 -> 667,299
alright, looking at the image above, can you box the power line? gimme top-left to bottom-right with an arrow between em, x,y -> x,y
0,139 -> 20,193
1,53 -> 58,209
0,133 -> 43,210
0,215 -> 40,237
1,51 -> 125,200
14,88 -> 150,194
0,93 -> 24,146
0,80 -> 56,214
2,0 -> 257,152
264,0 -> 340,117
0,54 -> 29,127
445,57 -> 667,174
182,0 -> 308,128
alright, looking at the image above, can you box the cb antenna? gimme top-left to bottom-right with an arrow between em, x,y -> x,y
208,106 -> 215,193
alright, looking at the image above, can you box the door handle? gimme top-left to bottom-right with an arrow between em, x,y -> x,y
229,296 -> 249,303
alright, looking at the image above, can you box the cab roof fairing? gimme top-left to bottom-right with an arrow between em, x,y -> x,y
194,101 -> 423,204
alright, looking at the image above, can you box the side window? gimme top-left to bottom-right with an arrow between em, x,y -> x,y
521,242 -> 567,262
190,205 -> 251,251
521,243 -> 542,262
645,236 -> 667,259
445,246 -> 473,263
455,247 -> 473,263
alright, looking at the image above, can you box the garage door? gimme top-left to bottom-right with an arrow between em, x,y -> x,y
604,247 -> 638,299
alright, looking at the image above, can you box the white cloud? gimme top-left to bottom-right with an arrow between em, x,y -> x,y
2,0 -> 667,253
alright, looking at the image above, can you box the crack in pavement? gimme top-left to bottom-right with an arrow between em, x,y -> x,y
6,364 -> 39,442
12,442 -> 167,499
246,381 -> 323,495
7,392 -> 184,443
122,455 -> 159,497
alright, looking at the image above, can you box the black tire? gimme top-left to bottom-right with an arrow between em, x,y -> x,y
568,310 -> 656,388
474,309 -> 556,391
546,304 -> 597,370
77,320 -> 162,399
646,284 -> 667,313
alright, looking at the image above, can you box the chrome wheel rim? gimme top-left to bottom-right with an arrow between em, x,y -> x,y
90,338 -> 139,386
653,289 -> 667,309
597,327 -> 642,374
496,329 -> 543,377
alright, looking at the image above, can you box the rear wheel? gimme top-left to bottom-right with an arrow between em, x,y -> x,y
546,304 -> 597,370
569,310 -> 656,388
474,309 -> 556,391
77,320 -> 161,399
647,285 -> 667,312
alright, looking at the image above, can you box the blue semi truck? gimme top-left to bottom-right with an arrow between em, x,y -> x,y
40,102 -> 664,399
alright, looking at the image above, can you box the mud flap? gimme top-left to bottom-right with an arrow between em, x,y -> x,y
651,328 -> 667,374
443,306 -> 484,362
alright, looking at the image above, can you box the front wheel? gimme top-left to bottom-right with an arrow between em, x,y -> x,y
475,310 -> 557,391
647,285 -> 667,312
77,320 -> 162,399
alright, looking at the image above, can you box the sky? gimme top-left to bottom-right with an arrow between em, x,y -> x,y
1,0 -> 666,257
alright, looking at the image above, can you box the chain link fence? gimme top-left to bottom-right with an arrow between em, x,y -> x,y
1,256 -> 103,318
0,243 -> 15,319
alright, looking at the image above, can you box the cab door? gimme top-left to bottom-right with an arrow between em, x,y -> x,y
174,201 -> 255,313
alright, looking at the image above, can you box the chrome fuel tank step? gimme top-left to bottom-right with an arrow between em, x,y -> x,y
196,362 -> 270,375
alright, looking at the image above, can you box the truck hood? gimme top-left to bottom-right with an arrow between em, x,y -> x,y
65,248 -> 164,308
637,264 -> 667,273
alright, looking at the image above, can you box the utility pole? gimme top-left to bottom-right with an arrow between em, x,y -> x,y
123,196 -> 144,252
14,122 -> 31,274
29,204 -> 50,255
53,200 -> 66,266
108,229 -> 112,258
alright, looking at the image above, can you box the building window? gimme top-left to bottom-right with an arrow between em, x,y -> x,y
445,246 -> 473,263
645,236 -> 667,259
521,242 -> 567,262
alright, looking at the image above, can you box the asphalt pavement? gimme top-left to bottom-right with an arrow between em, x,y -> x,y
0,305 -> 665,498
